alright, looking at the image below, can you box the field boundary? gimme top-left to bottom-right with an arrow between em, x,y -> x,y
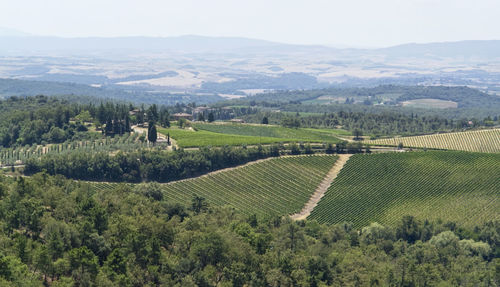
290,154 -> 352,220
162,154 -> 337,186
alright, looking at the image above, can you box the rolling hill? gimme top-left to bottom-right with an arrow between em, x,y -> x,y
365,129 -> 500,153
91,155 -> 339,218
309,151 -> 500,228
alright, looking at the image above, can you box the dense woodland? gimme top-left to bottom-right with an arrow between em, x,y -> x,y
0,174 -> 498,286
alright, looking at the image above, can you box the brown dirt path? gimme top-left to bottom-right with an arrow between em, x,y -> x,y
290,154 -> 352,220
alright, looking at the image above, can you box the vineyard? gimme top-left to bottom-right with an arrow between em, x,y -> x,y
90,155 -> 339,218
365,128 -> 500,153
309,151 -> 500,228
158,127 -> 291,148
0,133 -> 153,166
194,123 -> 346,142
159,124 -> 343,148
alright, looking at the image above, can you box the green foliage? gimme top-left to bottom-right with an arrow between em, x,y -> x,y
159,127 -> 303,147
367,128 -> 500,153
147,123 -> 157,144
25,145 -> 281,182
0,173 -> 497,286
281,117 -> 301,128
207,112 -> 215,122
309,151 -> 500,228
95,155 -> 338,218
193,122 -> 344,144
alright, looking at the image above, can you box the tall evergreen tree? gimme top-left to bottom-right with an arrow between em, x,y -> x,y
148,122 -> 157,144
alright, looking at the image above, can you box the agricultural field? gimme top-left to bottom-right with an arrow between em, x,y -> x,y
160,123 -> 344,147
158,127 -> 291,147
309,151 -> 500,228
365,128 -> 500,153
401,98 -> 458,109
195,122 -> 349,139
91,155 -> 339,218
0,133 -> 149,166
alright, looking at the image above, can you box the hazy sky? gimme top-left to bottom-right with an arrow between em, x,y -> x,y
1,0 -> 499,47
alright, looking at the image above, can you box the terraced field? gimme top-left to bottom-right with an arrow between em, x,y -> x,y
159,124 -> 343,147
90,155 -> 339,218
308,151 -> 500,228
365,128 -> 500,153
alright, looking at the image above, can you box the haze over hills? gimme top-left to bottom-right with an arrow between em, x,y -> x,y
1,32 -> 500,58
1,31 -> 500,100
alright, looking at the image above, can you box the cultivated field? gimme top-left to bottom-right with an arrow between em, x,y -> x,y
160,124 -> 343,147
159,127 -> 293,147
401,98 -> 458,109
195,123 -> 346,140
90,155 -> 339,218
308,151 -> 500,228
0,133 -> 148,166
365,128 -> 500,153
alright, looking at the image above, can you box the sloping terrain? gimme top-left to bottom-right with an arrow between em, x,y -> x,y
309,151 -> 500,228
91,155 -> 339,218
365,129 -> 500,153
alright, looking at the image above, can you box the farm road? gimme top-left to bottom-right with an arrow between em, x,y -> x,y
290,154 -> 352,220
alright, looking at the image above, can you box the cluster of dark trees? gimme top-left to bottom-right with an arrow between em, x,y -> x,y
324,141 -> 368,154
0,96 -> 89,148
0,96 -> 177,148
95,102 -> 132,136
0,174 -> 497,286
25,145 -> 281,182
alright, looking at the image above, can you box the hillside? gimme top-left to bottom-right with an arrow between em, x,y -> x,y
309,151 -> 500,228
365,128 -> 500,153
229,85 -> 500,109
0,78 -> 223,105
91,155 -> 338,218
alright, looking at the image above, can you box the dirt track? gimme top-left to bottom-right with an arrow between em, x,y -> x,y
290,154 -> 352,220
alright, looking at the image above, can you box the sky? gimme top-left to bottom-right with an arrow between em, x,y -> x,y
0,0 -> 499,48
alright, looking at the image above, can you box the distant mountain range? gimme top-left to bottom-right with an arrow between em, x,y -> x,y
1,31 -> 499,59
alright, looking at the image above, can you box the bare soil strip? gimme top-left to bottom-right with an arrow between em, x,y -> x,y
290,154 -> 352,220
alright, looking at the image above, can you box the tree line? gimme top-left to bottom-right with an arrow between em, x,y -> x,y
0,96 -> 175,148
0,173 -> 497,286
25,145 -> 281,182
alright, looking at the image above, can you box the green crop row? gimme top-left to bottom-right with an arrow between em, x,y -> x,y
309,151 -> 500,228
90,155 -> 339,218
365,128 -> 500,153
194,123 -> 346,141
0,133 -> 151,166
160,124 -> 343,148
